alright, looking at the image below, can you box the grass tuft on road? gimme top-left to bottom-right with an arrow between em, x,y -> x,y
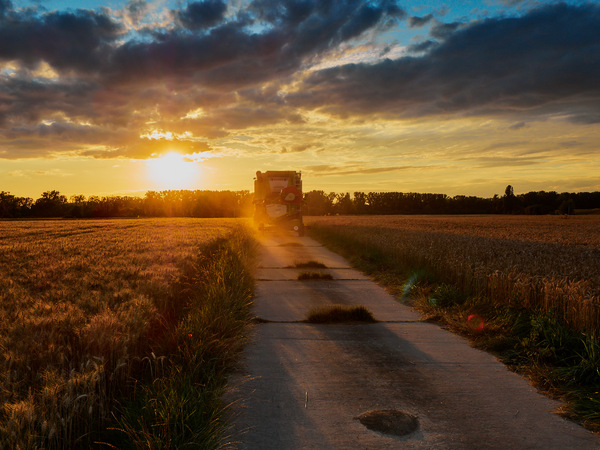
305,305 -> 376,324
297,272 -> 334,280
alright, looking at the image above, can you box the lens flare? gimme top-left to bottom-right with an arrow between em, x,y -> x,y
402,273 -> 419,298
467,314 -> 484,332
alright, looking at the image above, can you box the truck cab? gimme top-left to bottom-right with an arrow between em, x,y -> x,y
254,170 -> 304,236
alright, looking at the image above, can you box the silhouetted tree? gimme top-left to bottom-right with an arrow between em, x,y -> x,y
303,190 -> 334,216
32,190 -> 68,217
335,193 -> 353,214
503,185 -> 518,213
0,192 -> 30,218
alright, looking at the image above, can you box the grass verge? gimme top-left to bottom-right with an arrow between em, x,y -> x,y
109,226 -> 256,448
308,224 -> 600,433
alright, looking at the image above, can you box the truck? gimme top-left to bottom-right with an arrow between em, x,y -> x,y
253,170 -> 304,235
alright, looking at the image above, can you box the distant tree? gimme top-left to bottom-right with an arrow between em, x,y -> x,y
503,185 -> 518,214
68,195 -> 87,217
558,193 -> 575,215
32,190 -> 68,217
0,191 -> 17,218
335,193 -> 353,215
303,190 -> 334,216
353,192 -> 368,214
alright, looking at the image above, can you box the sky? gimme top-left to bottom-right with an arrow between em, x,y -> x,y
1,0 -> 599,199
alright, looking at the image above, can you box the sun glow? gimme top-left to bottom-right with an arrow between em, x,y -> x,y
146,152 -> 200,189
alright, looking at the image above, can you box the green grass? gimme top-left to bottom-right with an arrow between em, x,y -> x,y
308,223 -> 600,432
304,305 -> 376,324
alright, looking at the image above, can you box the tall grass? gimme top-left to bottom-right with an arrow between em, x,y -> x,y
116,228 -> 256,448
306,215 -> 600,335
0,219 -> 255,448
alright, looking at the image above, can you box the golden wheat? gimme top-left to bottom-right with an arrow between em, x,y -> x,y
0,218 -> 241,447
306,215 -> 600,334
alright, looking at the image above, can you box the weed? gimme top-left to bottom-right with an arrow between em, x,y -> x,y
297,272 -> 334,280
428,284 -> 466,308
305,305 -> 376,324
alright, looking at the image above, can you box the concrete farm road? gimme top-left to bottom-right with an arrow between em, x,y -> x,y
227,231 -> 600,449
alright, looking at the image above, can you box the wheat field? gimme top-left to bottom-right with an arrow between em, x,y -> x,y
306,215 -> 600,334
0,218 -> 242,446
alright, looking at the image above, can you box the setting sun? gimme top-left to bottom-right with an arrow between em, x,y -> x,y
146,152 -> 200,190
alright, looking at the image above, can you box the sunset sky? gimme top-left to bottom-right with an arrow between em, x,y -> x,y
1,0 -> 599,199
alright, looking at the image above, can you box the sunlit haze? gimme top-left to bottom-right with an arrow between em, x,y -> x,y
146,152 -> 201,190
2,0 -> 600,198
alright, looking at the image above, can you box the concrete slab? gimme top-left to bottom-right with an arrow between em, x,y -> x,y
253,280 -> 421,323
229,323 -> 599,449
226,230 -> 600,449
257,236 -> 351,269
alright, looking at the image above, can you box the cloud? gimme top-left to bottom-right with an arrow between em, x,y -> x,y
470,156 -> 544,168
509,122 -> 527,130
0,9 -> 123,74
408,14 -> 434,28
125,0 -> 149,26
289,3 -> 600,123
0,0 -> 598,163
0,0 -> 11,16
0,0 -> 405,155
174,0 -> 227,30
304,164 -> 420,176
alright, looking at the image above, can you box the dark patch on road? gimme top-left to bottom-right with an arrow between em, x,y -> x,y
355,409 -> 419,437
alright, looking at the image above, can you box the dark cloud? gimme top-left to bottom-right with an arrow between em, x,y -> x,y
406,39 -> 437,54
429,20 -> 462,39
249,0 -> 317,25
290,3 -> 600,123
0,0 -> 11,16
175,0 -> 227,30
0,77 -> 101,125
509,122 -> 527,130
0,9 -> 123,73
408,14 -> 434,28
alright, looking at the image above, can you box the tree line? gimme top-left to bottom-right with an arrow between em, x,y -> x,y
1,187 -> 598,219
302,187 -> 596,216
0,190 -> 254,218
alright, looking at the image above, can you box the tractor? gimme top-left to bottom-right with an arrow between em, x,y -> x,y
253,170 -> 304,236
